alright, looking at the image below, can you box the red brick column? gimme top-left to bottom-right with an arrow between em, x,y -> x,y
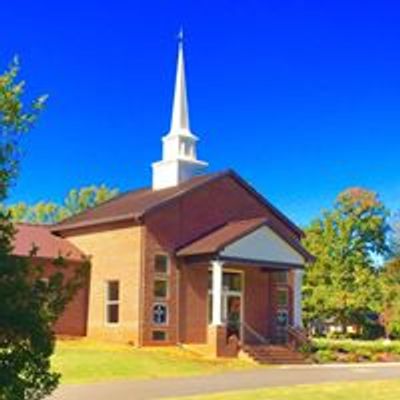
207,325 -> 239,358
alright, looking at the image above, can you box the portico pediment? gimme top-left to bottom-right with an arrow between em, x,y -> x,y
177,218 -> 313,268
220,225 -> 305,266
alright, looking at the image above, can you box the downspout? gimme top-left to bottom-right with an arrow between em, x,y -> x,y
176,257 -> 181,345
138,223 -> 146,347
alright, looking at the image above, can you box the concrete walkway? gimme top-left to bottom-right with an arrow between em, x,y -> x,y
48,363 -> 400,400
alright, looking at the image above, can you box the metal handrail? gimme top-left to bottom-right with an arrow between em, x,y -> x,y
287,325 -> 309,349
239,321 -> 269,345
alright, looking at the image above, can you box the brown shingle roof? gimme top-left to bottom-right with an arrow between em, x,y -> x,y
13,224 -> 86,261
52,172 -> 224,233
52,170 -> 304,238
177,218 -> 314,263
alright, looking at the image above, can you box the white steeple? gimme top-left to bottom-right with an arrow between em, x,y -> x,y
170,31 -> 190,133
152,30 -> 208,190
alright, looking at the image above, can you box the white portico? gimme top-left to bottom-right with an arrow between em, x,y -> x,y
178,217 -> 311,351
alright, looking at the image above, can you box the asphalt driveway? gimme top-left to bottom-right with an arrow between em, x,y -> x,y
48,363 -> 400,400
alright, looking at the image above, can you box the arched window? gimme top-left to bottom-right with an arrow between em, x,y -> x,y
153,303 -> 168,325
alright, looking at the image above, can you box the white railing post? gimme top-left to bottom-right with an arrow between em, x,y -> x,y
211,259 -> 224,326
293,269 -> 304,328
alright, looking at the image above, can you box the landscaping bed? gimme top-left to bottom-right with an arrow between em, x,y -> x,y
307,339 -> 400,363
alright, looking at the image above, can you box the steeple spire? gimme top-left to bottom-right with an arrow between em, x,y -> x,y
152,30 -> 208,190
170,28 -> 192,135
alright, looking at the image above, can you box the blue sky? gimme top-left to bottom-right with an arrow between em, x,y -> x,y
1,0 -> 399,226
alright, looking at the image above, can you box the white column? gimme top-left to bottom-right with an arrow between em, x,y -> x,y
293,269 -> 304,328
211,260 -> 224,326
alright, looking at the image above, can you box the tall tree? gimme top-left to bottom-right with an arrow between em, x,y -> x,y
63,185 -> 118,216
303,188 -> 389,335
7,185 -> 118,225
390,212 -> 400,258
379,210 -> 400,338
380,258 -> 400,338
7,201 -> 63,225
0,59 -> 88,400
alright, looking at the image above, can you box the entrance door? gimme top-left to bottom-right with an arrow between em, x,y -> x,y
225,294 -> 242,339
222,271 -> 243,339
208,270 -> 244,339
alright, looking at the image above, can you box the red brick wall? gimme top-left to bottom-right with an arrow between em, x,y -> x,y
177,264 -> 279,345
178,263 -> 209,344
140,247 -> 296,346
141,175 -> 300,346
145,175 -> 299,252
243,268 -> 270,342
38,258 -> 89,337
140,229 -> 179,346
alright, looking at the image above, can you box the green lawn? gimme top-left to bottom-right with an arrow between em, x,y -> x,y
52,339 -> 254,384
167,380 -> 400,400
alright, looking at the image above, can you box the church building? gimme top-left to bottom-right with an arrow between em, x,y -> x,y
13,38 -> 313,359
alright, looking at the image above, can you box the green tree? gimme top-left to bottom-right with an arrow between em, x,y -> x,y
303,188 -> 389,336
1,202 -> 28,222
390,212 -> 400,258
380,258 -> 400,338
7,185 -> 118,224
63,184 -> 118,216
7,201 -> 62,224
0,58 -> 88,400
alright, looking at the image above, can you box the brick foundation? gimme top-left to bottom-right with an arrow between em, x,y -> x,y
207,325 -> 239,358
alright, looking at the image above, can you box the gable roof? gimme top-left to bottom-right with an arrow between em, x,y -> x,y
52,170 -> 303,237
13,224 -> 86,261
52,172 -> 221,233
177,218 -> 314,263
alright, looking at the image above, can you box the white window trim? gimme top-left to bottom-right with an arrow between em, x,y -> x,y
105,280 -> 120,326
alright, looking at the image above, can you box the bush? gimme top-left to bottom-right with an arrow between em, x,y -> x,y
313,349 -> 337,363
388,322 -> 400,340
306,339 -> 400,363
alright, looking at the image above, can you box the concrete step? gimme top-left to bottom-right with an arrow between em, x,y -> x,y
243,344 -> 307,365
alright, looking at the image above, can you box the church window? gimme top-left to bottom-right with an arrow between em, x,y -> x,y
154,278 -> 168,299
155,254 -> 169,274
105,280 -> 120,324
152,330 -> 167,341
273,271 -> 288,284
277,288 -> 289,308
153,303 -> 168,325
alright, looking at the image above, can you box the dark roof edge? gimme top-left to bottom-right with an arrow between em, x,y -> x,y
50,187 -> 147,232
50,174 -> 222,234
51,213 -> 141,234
13,253 -> 88,263
218,256 -> 305,270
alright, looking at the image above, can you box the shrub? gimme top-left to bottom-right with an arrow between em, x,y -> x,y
306,339 -> 400,363
314,349 -> 337,363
